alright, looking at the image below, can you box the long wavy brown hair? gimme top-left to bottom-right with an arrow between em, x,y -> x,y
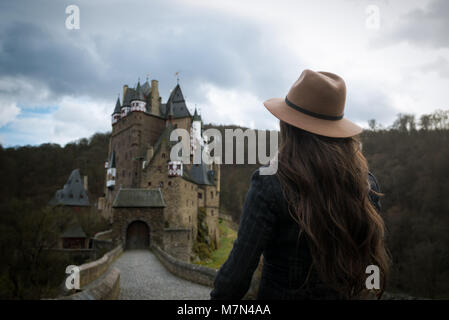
276,121 -> 390,299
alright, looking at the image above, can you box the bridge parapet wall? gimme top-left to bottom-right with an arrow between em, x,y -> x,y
59,267 -> 120,300
57,244 -> 123,300
78,244 -> 123,287
94,229 -> 113,240
152,244 -> 261,299
152,244 -> 217,287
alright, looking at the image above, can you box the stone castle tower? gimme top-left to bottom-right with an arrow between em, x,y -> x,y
101,78 -> 220,261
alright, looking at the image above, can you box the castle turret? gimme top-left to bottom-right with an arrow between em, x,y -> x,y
191,107 -> 202,155
112,97 -> 121,125
121,87 -> 132,118
130,81 -> 146,112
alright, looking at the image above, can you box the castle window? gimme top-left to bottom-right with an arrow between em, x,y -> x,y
122,170 -> 125,177
186,200 -> 188,206
162,153 -> 166,158
148,181 -> 151,186
211,210 -> 214,216
159,181 -> 164,188
198,193 -> 202,199
134,172 -> 137,177
211,191 -> 214,199
168,181 -> 172,186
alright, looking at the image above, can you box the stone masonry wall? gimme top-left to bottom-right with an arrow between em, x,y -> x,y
204,185 -> 220,247
141,140 -> 198,240
103,111 -> 166,219
163,229 -> 192,262
112,207 -> 164,248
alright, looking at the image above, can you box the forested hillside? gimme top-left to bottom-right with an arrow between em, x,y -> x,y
0,133 -> 110,207
0,110 -> 448,298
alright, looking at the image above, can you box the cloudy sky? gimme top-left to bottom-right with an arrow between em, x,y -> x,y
0,0 -> 448,146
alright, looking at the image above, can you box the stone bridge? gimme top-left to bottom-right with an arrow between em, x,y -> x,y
59,244 -> 222,300
113,250 -> 211,299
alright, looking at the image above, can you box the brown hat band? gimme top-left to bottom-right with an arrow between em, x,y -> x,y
284,97 -> 344,121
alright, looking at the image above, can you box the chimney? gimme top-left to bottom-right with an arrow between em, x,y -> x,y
151,80 -> 160,116
123,85 -> 128,104
83,175 -> 88,193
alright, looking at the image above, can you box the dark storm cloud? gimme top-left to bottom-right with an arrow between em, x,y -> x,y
0,22 -> 105,99
0,0 -> 300,109
388,0 -> 449,49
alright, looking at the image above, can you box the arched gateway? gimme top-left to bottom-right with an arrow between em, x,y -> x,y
126,221 -> 150,249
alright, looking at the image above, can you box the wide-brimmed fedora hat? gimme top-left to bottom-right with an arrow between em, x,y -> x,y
264,69 -> 362,138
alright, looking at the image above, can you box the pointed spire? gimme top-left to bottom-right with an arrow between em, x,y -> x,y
113,97 -> 121,114
134,80 -> 145,101
193,106 -> 201,122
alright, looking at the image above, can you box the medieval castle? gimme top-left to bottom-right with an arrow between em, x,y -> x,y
100,78 -> 220,261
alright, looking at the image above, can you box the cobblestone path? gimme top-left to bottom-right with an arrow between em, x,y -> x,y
113,249 -> 212,300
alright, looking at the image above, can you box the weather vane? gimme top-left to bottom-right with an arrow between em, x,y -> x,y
175,71 -> 180,84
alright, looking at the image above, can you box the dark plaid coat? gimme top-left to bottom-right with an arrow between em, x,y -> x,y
210,169 -> 381,300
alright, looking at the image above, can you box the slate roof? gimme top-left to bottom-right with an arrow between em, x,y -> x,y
188,162 -> 215,186
142,80 -> 151,96
163,84 -> 192,119
113,97 -> 121,114
193,108 -> 201,122
49,169 -> 90,207
115,82 -> 192,119
61,223 -> 87,238
123,88 -> 136,106
112,188 -> 166,208
132,82 -> 145,101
